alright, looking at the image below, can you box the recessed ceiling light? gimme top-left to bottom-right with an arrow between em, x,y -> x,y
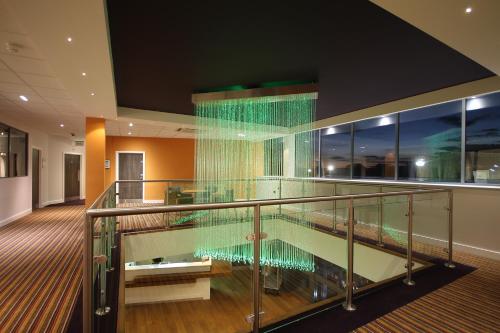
90,92 -> 95,96
19,95 -> 28,102
465,7 -> 472,14
128,131 -> 132,135
60,123 -> 65,128
67,37 -> 73,42
81,72 -> 86,76
129,122 -> 134,127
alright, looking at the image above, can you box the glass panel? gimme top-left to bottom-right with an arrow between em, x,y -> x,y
399,101 -> 462,182
353,115 -> 396,179
295,130 -> 320,177
259,202 -> 349,329
320,124 -> 352,178
0,124 -> 8,177
9,128 -> 27,177
465,92 -> 500,184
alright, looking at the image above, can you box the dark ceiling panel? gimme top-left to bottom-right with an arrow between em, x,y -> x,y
106,0 -> 493,120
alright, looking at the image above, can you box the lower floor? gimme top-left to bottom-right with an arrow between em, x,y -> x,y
0,205 -> 498,332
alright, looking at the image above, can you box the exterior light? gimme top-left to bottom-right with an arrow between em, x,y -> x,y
379,116 -> 391,126
489,168 -> 495,172
415,158 -> 426,167
326,127 -> 335,135
307,169 -> 312,173
493,164 -> 499,168
327,165 -> 334,172
19,95 -> 28,102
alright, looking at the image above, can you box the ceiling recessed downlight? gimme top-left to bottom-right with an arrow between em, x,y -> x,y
128,131 -> 132,135
66,37 -> 73,42
81,72 -> 86,76
90,92 -> 95,96
465,7 -> 472,14
129,122 -> 134,127
19,95 -> 28,102
60,123 -> 65,128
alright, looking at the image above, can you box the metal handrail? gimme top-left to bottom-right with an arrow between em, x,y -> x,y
87,188 -> 448,218
84,180 -> 454,333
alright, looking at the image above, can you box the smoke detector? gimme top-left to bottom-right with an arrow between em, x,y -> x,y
5,42 -> 23,53
176,127 -> 197,134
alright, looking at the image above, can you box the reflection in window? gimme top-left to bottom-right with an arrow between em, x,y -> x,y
9,128 -> 27,177
0,125 -> 8,177
353,115 -> 396,179
399,101 -> 461,182
465,92 -> 500,184
320,124 -> 352,178
295,130 -> 320,177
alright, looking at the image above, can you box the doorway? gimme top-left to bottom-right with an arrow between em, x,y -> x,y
116,152 -> 144,202
64,153 -> 81,202
32,148 -> 40,209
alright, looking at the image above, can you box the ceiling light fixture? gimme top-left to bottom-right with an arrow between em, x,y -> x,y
81,72 -> 86,76
66,37 -> 73,42
90,92 -> 95,96
327,165 -> 335,172
19,95 -> 28,102
415,158 -> 426,167
128,131 -> 132,135
465,7 -> 472,14
60,123 -> 65,128
129,122 -> 134,127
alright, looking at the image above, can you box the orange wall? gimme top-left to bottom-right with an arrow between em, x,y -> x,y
105,136 -> 195,201
85,118 -> 106,207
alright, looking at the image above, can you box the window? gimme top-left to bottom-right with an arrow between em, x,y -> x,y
353,115 -> 396,179
0,124 -> 8,177
0,122 -> 28,178
295,130 -> 319,177
399,101 -> 461,182
465,92 -> 500,184
320,124 -> 352,178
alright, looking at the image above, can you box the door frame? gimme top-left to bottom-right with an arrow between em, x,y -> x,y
115,151 -> 146,201
32,146 -> 42,209
63,152 -> 83,201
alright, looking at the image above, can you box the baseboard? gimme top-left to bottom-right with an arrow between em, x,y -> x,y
41,199 -> 64,207
0,208 -> 32,227
142,200 -> 164,204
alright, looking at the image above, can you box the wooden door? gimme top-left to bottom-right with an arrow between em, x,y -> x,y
64,154 -> 81,201
32,148 -> 40,209
118,153 -> 143,200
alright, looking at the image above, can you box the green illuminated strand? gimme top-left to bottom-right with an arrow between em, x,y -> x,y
194,93 -> 316,272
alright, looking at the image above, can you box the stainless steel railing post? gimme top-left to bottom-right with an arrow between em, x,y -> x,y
253,204 -> 261,333
403,194 -> 416,286
444,190 -> 456,269
342,198 -> 356,311
332,183 -> 338,233
377,186 -> 384,247
96,216 -> 111,315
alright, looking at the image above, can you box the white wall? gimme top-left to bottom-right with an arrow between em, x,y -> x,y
0,112 -> 85,226
47,135 -> 85,205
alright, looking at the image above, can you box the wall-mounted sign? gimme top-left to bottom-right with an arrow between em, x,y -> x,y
105,160 -> 110,169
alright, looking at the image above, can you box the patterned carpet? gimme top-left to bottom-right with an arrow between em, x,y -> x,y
355,252 -> 500,333
0,205 -> 84,333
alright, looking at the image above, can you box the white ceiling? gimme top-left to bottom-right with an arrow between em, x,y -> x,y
371,0 -> 500,76
0,0 -> 117,138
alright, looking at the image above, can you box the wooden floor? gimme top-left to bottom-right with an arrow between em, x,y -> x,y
0,205 -> 84,333
125,266 -> 323,333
